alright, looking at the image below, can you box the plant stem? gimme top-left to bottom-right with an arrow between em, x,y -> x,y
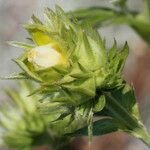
131,126 -> 150,148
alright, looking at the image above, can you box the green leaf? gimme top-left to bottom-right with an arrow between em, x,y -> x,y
0,72 -> 28,80
109,42 -> 129,74
69,7 -> 116,28
31,14 -> 43,24
101,84 -> 140,130
129,18 -> 150,43
108,39 -> 117,61
13,59 -> 42,82
8,41 -> 34,49
74,118 -> 118,136
61,77 -> 96,97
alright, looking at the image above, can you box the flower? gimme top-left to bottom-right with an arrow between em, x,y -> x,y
28,44 -> 65,69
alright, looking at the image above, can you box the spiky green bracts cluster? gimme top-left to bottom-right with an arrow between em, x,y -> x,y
0,81 -> 71,150
8,6 -> 129,135
0,82 -> 46,149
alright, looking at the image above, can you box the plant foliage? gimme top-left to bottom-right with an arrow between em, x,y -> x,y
69,0 -> 150,43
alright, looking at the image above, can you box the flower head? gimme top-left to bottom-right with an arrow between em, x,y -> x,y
8,7 -> 129,126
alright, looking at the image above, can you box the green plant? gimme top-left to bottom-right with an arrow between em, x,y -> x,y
0,2 -> 150,150
70,0 -> 150,44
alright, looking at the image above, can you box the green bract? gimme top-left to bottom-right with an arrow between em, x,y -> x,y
9,7 -> 128,108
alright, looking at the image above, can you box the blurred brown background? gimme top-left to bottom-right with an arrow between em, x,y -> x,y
0,0 -> 150,150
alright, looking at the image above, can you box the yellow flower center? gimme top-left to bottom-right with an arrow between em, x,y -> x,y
28,44 -> 64,69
